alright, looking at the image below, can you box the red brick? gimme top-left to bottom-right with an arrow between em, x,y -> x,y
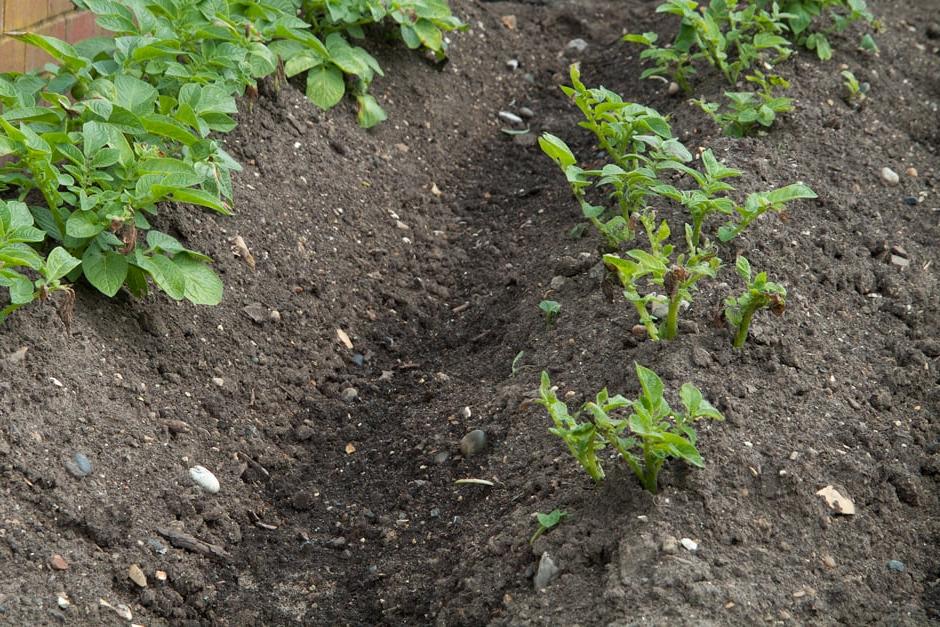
48,0 -> 75,18
5,0 -> 49,31
65,11 -> 100,42
25,15 -> 66,69
0,37 -> 27,73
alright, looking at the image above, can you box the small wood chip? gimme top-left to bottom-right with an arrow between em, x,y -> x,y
155,527 -> 230,562
231,235 -> 255,269
816,485 -> 855,515
336,328 -> 353,350
454,478 -> 495,486
128,564 -> 147,588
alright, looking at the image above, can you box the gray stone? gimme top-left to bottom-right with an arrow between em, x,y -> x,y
460,430 -> 487,457
498,111 -> 524,126
881,167 -> 899,186
534,552 -> 559,589
887,560 -> 905,572
564,38 -> 588,58
518,107 -> 535,119
550,275 -> 566,290
341,387 -> 359,402
65,453 -> 92,478
661,535 -> 679,554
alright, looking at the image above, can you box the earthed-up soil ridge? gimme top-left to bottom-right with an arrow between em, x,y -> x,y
1,0 -> 939,625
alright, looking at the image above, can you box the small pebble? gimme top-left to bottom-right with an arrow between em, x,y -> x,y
351,353 -> 365,367
680,538 -> 698,552
498,111 -> 524,126
434,451 -> 450,464
518,107 -> 534,119
341,387 -> 358,402
550,275 -> 566,290
661,535 -> 678,554
211,377 -> 224,387
667,82 -> 680,96
903,196 -> 918,206
65,453 -> 92,478
881,167 -> 899,186
128,564 -> 147,588
888,560 -> 906,572
563,38 -> 588,58
460,406 -> 472,419
189,465 -> 220,494
506,59 -> 519,71
906,166 -> 918,177
56,595 -> 70,610
147,538 -> 167,555
460,429 -> 487,457
534,552 -> 559,589
50,554 -> 69,570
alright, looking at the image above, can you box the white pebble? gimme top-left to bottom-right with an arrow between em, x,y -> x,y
189,465 -> 220,494
881,167 -> 899,186
680,537 -> 698,552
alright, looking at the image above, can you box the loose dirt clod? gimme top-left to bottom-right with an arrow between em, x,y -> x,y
816,485 -> 856,515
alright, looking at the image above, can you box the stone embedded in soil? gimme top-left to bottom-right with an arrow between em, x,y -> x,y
460,406 -> 472,419
506,59 -> 519,71
691,347 -> 712,368
460,430 -> 487,457
49,554 -> 69,570
147,539 -> 167,555
518,107 -> 534,119
903,196 -> 919,206
680,538 -> 698,552
189,465 -> 221,494
890,254 -> 910,268
563,38 -> 588,58
242,303 -> 269,324
906,166 -> 918,177
555,254 -> 592,277
498,111 -> 524,127
128,564 -> 148,588
341,387 -> 359,402
550,275 -> 566,290
661,536 -> 679,554
534,552 -> 559,589
816,485 -> 855,515
667,81 -> 680,96
888,560 -> 906,572
65,453 -> 93,478
927,22 -> 940,39
881,167 -> 900,186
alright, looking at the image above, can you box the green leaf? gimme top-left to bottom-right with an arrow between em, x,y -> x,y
735,255 -> 751,282
138,254 -> 186,300
765,183 -> 817,205
356,94 -> 387,128
43,246 -> 81,282
66,210 -> 105,238
305,65 -> 345,110
635,363 -> 664,408
82,246 -> 128,297
173,254 -> 222,306
539,133 -> 577,169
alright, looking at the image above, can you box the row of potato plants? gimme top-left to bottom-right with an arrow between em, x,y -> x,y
627,0 -> 878,136
0,0 -> 462,323
534,0 -> 881,492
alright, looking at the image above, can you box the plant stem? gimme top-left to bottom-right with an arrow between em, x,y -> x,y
691,215 -> 703,250
662,292 -> 682,340
733,306 -> 756,349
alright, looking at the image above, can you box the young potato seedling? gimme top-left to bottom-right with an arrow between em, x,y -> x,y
530,509 -> 568,544
841,70 -> 869,109
694,72 -> 794,137
539,300 -> 561,325
724,256 -> 786,348
538,365 -> 724,493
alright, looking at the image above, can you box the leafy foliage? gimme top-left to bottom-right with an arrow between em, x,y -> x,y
626,0 -> 878,92
530,509 -> 568,544
724,255 -> 786,348
540,69 -> 814,340
0,0 -> 463,323
539,299 -> 561,325
694,72 -> 794,137
537,365 -> 724,493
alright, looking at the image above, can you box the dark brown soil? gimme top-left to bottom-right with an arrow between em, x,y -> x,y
2,0 -> 939,625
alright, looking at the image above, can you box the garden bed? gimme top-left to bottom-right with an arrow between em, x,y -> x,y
1,0 -> 939,624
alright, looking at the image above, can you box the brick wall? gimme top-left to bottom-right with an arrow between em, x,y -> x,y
0,1 -> 104,73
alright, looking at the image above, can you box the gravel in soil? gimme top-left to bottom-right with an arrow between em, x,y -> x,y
1,0 -> 939,624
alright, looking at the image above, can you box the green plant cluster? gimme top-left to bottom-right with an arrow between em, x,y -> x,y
0,0 -> 462,323
538,365 -> 723,493
626,0 -> 878,136
539,67 -> 812,341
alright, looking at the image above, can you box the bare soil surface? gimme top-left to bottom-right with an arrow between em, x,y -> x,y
1,0 -> 939,625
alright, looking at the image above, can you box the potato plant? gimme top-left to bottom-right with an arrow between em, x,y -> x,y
0,0 -> 462,324
693,72 -> 794,137
541,70 -> 815,340
537,364 -> 724,493
724,255 -> 786,348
